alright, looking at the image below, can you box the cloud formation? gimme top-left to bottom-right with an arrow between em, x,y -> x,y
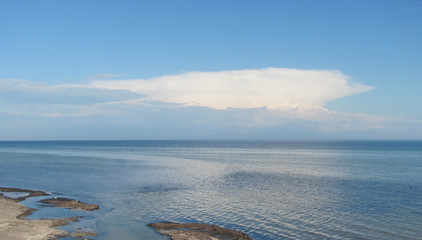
0,68 -> 382,137
0,79 -> 143,105
89,68 -> 373,110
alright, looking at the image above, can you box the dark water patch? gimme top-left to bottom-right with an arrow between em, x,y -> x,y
139,184 -> 188,194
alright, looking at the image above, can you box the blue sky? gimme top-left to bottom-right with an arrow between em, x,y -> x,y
1,0 -> 421,140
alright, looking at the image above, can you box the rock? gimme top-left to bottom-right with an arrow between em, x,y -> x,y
39,198 -> 100,211
149,222 -> 253,240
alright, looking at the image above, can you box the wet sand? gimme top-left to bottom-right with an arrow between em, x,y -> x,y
0,187 -> 98,240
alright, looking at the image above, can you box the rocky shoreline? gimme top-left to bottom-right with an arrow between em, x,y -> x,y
1,187 -> 253,240
0,187 -> 98,240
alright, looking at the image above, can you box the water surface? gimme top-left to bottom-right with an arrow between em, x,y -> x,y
0,140 -> 421,239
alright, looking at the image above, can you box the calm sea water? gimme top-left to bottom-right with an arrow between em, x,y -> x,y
0,140 -> 421,240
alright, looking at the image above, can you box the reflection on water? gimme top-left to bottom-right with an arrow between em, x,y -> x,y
0,140 -> 421,239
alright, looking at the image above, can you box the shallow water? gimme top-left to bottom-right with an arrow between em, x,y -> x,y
0,140 -> 421,239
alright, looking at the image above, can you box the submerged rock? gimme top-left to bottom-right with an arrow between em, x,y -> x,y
149,222 -> 253,240
39,197 -> 100,211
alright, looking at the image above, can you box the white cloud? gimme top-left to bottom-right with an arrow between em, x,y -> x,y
0,78 -> 143,105
251,105 -> 393,131
0,68 -> 381,133
4,69 -> 422,140
88,68 -> 374,110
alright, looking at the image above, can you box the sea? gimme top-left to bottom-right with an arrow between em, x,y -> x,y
0,140 -> 421,240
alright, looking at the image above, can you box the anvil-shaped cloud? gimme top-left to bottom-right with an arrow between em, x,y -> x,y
89,68 -> 373,110
2,68 -> 399,139
0,68 -> 376,128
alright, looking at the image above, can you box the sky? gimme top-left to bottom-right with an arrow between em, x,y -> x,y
0,0 -> 421,140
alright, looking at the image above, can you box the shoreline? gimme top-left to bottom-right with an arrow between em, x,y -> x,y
1,187 -> 253,240
0,187 -> 98,240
